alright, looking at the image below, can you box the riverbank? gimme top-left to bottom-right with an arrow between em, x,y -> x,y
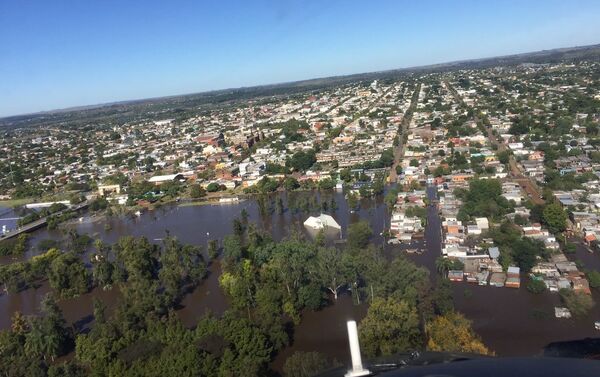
0,198 -> 33,207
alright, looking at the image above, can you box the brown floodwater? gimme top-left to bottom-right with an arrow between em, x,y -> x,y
2,187 -> 600,370
404,186 -> 600,357
0,191 -> 388,330
271,294 -> 368,372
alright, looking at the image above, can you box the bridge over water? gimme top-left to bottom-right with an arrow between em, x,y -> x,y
0,201 -> 90,241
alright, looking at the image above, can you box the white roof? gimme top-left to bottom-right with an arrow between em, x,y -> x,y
488,247 -> 500,259
303,214 -> 341,230
148,173 -> 182,183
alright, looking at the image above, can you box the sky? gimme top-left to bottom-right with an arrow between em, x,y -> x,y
1,0 -> 600,117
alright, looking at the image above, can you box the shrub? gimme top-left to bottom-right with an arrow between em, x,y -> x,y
527,279 -> 546,294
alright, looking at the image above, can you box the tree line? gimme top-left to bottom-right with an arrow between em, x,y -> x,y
0,219 -> 489,376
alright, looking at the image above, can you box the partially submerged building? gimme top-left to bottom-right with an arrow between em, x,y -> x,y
304,214 -> 342,231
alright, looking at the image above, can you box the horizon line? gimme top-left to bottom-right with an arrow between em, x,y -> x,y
2,41 -> 599,120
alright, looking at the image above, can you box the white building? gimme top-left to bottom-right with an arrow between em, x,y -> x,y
304,214 -> 342,230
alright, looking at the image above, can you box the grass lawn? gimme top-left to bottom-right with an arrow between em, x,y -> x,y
0,198 -> 34,207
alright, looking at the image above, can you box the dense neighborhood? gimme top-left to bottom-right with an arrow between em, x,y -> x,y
2,58 -> 600,375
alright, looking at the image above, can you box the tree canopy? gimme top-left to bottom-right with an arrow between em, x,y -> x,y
456,179 -> 514,221
426,311 -> 490,355
359,298 -> 423,357
542,203 -> 567,234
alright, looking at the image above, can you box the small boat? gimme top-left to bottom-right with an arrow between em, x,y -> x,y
134,210 -> 142,217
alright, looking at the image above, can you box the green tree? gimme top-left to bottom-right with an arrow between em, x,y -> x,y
371,179 -> 385,196
93,298 -> 107,324
587,270 -> 600,289
559,289 -> 595,317
542,203 -> 567,234
456,179 -> 513,221
288,150 -> 316,171
222,235 -> 243,271
24,320 -> 46,359
347,221 -> 373,249
385,188 -> 398,208
284,177 -> 300,191
497,150 -> 511,164
49,252 -> 90,298
527,279 -> 546,294
283,351 -> 332,377
257,176 -> 280,193
314,247 -> 351,300
190,184 -> 206,199
232,217 -> 245,239
207,239 -> 219,260
435,256 -> 454,276
92,257 -> 114,288
426,312 -> 490,355
113,236 -> 159,282
48,362 -> 86,377
206,182 -> 220,192
159,238 -> 206,301
432,279 -> 454,315
339,168 -> 352,182
359,298 -> 422,357
318,178 -> 335,190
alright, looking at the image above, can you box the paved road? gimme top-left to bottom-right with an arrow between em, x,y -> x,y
480,117 -> 544,205
445,81 -> 544,205
389,84 -> 421,183
0,200 -> 90,241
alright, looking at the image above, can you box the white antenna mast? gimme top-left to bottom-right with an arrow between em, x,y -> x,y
345,320 -> 371,377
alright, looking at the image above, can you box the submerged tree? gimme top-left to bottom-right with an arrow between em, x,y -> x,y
359,297 -> 422,357
48,252 -> 90,298
207,239 -> 219,261
347,221 -> 373,249
559,289 -> 595,317
313,247 -> 351,300
426,311 -> 490,355
283,351 -> 333,377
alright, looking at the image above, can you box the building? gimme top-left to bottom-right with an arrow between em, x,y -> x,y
490,272 -> 507,287
303,214 -> 342,231
555,307 -> 572,319
148,173 -> 185,185
505,266 -> 520,288
98,184 -> 121,196
448,270 -> 464,282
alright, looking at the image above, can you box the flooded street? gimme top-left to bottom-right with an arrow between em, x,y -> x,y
404,186 -> 600,356
2,187 -> 600,363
